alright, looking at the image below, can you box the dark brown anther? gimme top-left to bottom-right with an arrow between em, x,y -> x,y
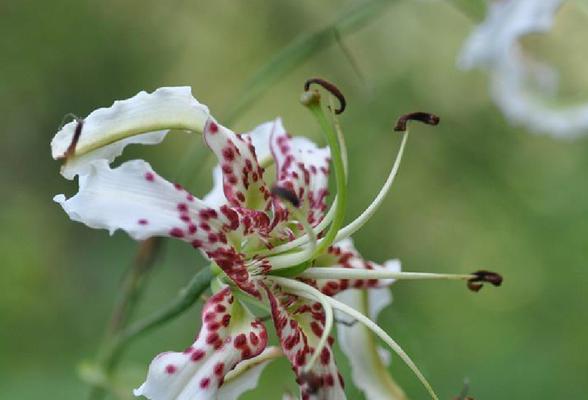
59,117 -> 84,160
271,185 -> 300,208
304,77 -> 346,114
394,112 -> 440,132
467,270 -> 503,292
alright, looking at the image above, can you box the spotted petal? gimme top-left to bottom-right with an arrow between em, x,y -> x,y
203,119 -> 271,210
309,238 -> 400,296
270,118 -> 331,226
134,288 -> 267,400
264,285 -> 345,400
336,288 -> 406,400
54,159 -> 260,296
51,86 -> 210,179
203,119 -> 275,208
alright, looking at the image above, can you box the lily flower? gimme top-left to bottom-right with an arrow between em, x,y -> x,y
52,84 -> 500,399
457,0 -> 588,138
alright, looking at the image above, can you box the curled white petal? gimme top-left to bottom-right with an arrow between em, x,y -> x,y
51,86 -> 209,178
134,289 -> 267,400
54,159 -> 213,241
458,0 -> 588,138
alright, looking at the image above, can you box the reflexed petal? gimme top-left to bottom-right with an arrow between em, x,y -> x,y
217,347 -> 282,400
309,238 -> 400,296
336,288 -> 406,400
134,288 -> 268,400
54,159 -> 259,296
270,119 -> 331,226
458,0 -> 588,138
202,120 -> 274,208
203,119 -> 271,210
51,86 -> 210,178
264,286 -> 346,400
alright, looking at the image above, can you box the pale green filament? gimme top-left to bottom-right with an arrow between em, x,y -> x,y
305,96 -> 348,258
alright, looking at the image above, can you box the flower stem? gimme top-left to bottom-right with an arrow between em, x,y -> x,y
87,266 -> 214,399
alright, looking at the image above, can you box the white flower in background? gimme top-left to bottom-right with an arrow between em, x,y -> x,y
52,86 -> 498,399
458,0 -> 588,139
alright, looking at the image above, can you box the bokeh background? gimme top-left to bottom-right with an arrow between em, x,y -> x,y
1,0 -> 587,399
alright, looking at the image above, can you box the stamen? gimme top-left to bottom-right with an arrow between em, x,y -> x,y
394,112 -> 440,132
304,78 -> 346,114
300,268 -> 476,281
324,294 -> 440,400
467,270 -> 503,292
271,186 -> 300,208
269,277 -> 334,374
259,85 -> 350,259
301,80 -> 348,259
59,118 -> 84,160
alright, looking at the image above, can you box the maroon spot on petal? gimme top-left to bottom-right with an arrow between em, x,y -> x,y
144,172 -> 155,182
191,349 -> 205,362
234,334 -> 247,348
310,321 -> 323,338
137,219 -> 148,225
206,332 -> 219,345
249,332 -> 259,346
213,362 -> 224,376
165,364 -> 177,374
320,347 -> 331,365
169,227 -> 184,238
177,203 -> 188,212
209,122 -> 218,134
199,377 -> 211,389
191,239 -> 202,248
325,374 -> 335,386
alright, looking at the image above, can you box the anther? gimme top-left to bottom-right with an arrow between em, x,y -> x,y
394,112 -> 440,132
467,270 -> 503,292
271,185 -> 300,208
304,78 -> 346,114
59,117 -> 84,160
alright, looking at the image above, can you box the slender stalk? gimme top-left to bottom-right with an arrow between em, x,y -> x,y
300,267 -> 475,281
307,102 -> 347,257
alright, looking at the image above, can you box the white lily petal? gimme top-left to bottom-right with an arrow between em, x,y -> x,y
55,159 -> 216,241
217,347 -> 282,400
458,0 -> 588,138
134,288 -> 267,400
52,86 -> 209,178
336,287 -> 407,400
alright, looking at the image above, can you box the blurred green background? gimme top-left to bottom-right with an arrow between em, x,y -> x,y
1,0 -> 587,399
